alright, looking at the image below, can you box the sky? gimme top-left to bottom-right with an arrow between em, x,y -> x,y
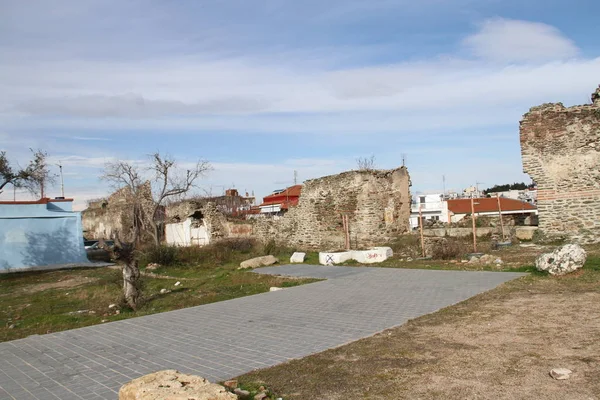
1,0 -> 599,210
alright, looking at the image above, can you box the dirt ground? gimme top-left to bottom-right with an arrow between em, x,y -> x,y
239,260 -> 600,399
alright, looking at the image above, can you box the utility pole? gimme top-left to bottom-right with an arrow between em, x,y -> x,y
475,181 -> 484,198
442,175 -> 446,197
58,161 -> 65,198
293,170 -> 298,186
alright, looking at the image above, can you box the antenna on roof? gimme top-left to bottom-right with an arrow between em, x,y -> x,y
401,153 -> 407,167
294,170 -> 298,186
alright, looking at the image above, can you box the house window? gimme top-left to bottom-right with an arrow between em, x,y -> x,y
419,196 -> 426,204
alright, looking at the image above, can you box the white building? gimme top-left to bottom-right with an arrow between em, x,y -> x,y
165,217 -> 210,247
409,193 -> 450,229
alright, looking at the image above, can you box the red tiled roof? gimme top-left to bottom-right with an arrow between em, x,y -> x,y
447,197 -> 536,214
262,185 -> 302,201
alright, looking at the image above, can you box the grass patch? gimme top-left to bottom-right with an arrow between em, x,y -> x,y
0,240 -> 319,343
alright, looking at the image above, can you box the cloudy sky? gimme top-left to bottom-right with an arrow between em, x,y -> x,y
1,0 -> 598,209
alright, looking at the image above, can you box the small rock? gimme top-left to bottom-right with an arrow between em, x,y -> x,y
115,310 -> 120,315
146,263 -> 160,270
254,393 -> 268,400
461,259 -> 468,263
270,287 -> 283,292
406,257 -> 413,262
234,388 -> 250,396
8,324 -> 15,329
174,281 -> 181,286
89,311 -> 96,314
494,258 -> 503,265
223,379 -> 238,389
108,304 -> 117,309
160,288 -> 168,294
101,319 -> 108,323
550,368 -> 572,380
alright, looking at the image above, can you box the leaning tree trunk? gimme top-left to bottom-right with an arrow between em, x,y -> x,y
122,260 -> 141,310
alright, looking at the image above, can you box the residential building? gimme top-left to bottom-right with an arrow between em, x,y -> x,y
0,198 -> 88,272
409,193 -> 449,229
258,185 -> 302,215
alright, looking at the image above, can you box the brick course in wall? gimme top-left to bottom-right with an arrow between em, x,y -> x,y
519,85 -> 600,243
254,167 -> 411,250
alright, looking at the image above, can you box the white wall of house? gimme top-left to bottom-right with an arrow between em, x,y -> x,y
165,218 -> 210,247
409,194 -> 449,229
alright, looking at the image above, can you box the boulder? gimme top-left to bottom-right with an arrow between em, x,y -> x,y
535,244 -> 587,276
239,255 -> 278,269
119,370 -> 237,400
290,252 -> 306,263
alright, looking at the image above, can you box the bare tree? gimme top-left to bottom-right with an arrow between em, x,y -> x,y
19,149 -> 57,198
356,154 -> 376,171
0,149 -> 55,197
147,152 -> 211,245
101,152 -> 211,309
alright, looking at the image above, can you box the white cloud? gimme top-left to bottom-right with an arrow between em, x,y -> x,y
462,18 -> 579,63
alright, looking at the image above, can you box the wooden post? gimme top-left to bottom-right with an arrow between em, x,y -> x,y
471,197 -> 477,252
496,193 -> 505,241
419,204 -> 425,257
342,215 -> 350,250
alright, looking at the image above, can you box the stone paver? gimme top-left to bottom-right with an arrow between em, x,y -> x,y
0,265 -> 525,399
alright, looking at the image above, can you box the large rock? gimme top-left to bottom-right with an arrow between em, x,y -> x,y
535,244 -> 587,275
119,370 -> 236,400
290,252 -> 306,263
239,255 -> 278,269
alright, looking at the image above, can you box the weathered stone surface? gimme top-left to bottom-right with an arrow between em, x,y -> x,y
118,369 -> 236,400
290,252 -> 306,263
520,86 -> 600,244
550,368 -> 572,380
239,255 -> 278,269
254,167 -> 411,250
515,226 -> 538,241
535,244 -> 587,275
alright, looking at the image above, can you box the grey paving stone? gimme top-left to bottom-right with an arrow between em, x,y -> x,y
0,265 -> 525,399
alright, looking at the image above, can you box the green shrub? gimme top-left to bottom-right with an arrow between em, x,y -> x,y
144,245 -> 178,266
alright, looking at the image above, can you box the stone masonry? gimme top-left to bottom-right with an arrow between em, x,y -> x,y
520,85 -> 600,243
82,182 -> 155,240
255,167 -> 411,250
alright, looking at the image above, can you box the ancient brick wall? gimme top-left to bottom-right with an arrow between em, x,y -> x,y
520,86 -> 600,243
255,167 -> 411,250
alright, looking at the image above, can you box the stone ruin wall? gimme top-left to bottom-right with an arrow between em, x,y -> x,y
520,85 -> 600,243
82,182 -> 155,240
255,167 -> 411,250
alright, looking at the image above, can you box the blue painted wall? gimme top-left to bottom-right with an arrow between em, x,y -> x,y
0,201 -> 89,272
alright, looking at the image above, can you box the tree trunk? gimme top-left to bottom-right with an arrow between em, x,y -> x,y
122,260 -> 141,310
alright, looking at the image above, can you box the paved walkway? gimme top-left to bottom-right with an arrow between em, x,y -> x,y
0,265 -> 525,399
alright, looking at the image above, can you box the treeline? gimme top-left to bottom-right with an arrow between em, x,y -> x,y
483,182 -> 530,193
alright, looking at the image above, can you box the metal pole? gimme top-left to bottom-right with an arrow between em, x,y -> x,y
419,204 -> 425,257
471,197 -> 477,252
59,162 -> 65,198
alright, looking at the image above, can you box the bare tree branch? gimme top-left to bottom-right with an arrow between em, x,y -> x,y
356,154 -> 376,171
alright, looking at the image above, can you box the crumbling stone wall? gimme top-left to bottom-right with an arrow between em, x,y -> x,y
82,182 -> 155,240
255,167 -> 411,249
520,85 -> 600,243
